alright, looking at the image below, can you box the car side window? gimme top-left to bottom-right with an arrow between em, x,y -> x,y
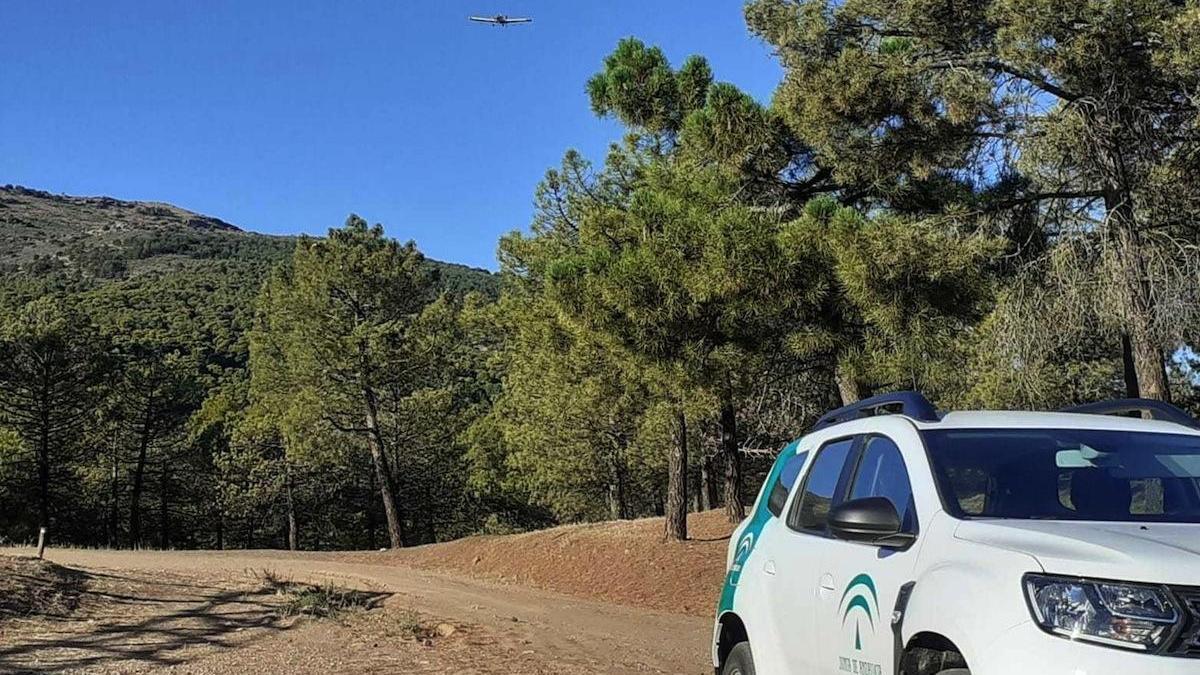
789,438 -> 855,533
766,451 -> 809,517
849,435 -> 917,533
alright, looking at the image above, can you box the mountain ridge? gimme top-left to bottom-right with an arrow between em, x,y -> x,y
0,184 -> 497,295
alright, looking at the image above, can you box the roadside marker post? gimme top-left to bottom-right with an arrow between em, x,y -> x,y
37,527 -> 46,559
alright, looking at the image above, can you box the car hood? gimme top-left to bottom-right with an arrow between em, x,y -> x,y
954,519 -> 1200,585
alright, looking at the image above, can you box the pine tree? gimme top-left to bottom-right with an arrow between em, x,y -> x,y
747,0 -> 1200,400
545,161 -> 829,527
249,215 -> 436,549
0,297 -> 112,534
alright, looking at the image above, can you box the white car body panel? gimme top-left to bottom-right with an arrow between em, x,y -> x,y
954,519 -> 1200,586
713,408 -> 1200,675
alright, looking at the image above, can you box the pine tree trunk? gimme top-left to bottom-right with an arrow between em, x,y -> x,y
245,510 -> 255,549
423,520 -> 436,545
215,508 -> 224,551
1117,234 -> 1169,401
1113,210 -> 1169,401
108,444 -> 120,548
36,416 -> 50,532
607,481 -> 623,520
1121,333 -> 1140,398
699,456 -> 714,511
366,467 -> 378,550
421,492 -> 436,545
129,403 -> 153,548
606,441 -> 629,520
1129,316 -> 1169,401
285,461 -> 298,551
1102,151 -> 1169,402
158,463 -> 170,550
719,400 -> 744,522
836,365 -> 863,405
616,472 -> 629,519
363,386 -> 405,548
664,411 -> 689,541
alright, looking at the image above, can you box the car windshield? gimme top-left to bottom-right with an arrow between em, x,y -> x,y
922,428 -> 1200,522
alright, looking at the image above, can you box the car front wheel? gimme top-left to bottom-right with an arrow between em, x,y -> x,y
722,642 -> 755,675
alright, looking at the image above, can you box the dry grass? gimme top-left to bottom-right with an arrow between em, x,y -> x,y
250,568 -> 387,619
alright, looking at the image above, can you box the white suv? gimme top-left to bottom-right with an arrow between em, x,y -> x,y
713,392 -> 1200,675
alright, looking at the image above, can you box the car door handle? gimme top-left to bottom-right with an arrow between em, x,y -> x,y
763,559 -> 777,576
819,573 -> 836,594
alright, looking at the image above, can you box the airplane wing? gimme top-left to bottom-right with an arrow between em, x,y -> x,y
506,17 -> 533,23
469,16 -> 500,23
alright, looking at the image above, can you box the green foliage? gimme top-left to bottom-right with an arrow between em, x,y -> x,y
678,82 -> 792,185
0,423 -> 28,542
956,297 -> 1125,410
0,297 -> 113,537
546,162 -> 818,386
587,38 -> 711,137
468,291 -> 657,522
745,0 -> 993,196
250,215 -> 435,448
246,215 -> 494,546
746,0 -> 1200,400
676,56 -> 714,114
491,34 -> 1013,526
779,198 -> 1003,394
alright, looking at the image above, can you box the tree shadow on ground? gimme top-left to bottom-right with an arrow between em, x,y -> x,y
687,534 -> 732,543
0,568 -> 391,673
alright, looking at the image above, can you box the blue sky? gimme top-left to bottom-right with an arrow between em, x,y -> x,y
1,1 -> 782,270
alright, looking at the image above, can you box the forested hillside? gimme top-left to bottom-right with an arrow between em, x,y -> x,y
0,187 -> 497,549
4,0 -> 1200,551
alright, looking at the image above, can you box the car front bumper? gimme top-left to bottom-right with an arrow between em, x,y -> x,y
975,620 -> 1199,675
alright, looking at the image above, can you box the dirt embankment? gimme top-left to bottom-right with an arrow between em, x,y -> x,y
357,509 -> 737,617
0,556 -> 87,620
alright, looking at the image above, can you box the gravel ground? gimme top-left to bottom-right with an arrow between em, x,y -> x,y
0,547 -> 712,674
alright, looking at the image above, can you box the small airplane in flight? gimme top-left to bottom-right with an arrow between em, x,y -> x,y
469,14 -> 533,26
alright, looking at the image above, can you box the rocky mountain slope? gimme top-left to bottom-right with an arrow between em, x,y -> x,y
0,185 -> 497,294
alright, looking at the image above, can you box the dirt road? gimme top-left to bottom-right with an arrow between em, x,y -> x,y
9,548 -> 713,674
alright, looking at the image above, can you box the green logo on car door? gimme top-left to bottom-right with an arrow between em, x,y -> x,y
840,574 -> 879,651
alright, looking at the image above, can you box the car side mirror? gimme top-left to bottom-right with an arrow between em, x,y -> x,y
829,497 -> 916,549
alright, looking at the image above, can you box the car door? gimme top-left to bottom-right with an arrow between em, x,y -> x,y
761,435 -> 859,672
816,434 -> 921,675
727,445 -> 810,672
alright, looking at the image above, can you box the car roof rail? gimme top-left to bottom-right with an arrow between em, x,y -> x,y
811,391 -> 939,432
1059,398 -> 1200,429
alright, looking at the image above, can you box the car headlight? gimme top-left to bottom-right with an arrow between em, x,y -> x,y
1024,574 -> 1181,651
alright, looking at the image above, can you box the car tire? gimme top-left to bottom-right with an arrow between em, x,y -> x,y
722,642 -> 755,675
